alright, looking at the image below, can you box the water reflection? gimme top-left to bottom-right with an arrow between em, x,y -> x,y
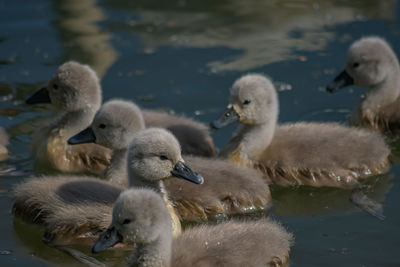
13,218 -> 130,267
13,219 -> 77,267
272,173 -> 392,216
0,82 -> 54,139
106,0 -> 396,71
53,0 -> 118,77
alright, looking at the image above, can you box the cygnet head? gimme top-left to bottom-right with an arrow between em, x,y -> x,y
127,128 -> 204,185
211,74 -> 278,129
68,99 -> 145,150
92,188 -> 171,252
327,37 -> 399,92
26,61 -> 102,111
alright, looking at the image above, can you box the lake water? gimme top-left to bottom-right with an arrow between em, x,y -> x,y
1,0 -> 400,266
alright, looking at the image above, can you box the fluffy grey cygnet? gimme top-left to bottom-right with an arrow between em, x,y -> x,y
25,61 -> 112,174
92,188 -> 293,267
69,99 -> 145,188
13,127 -> 202,244
69,101 -> 271,221
327,36 -> 400,135
212,74 -> 390,189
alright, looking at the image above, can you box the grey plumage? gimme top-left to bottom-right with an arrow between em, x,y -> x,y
165,155 -> 271,221
91,99 -> 145,151
143,110 -> 217,157
28,61 -> 112,174
13,175 -> 117,245
327,36 -> 400,135
172,220 -> 292,267
13,123 -> 270,245
216,74 -> 390,188
93,188 -> 293,267
127,128 -> 271,220
12,127 -> 200,244
89,103 -> 271,220
259,122 -> 390,188
88,99 -> 146,187
70,103 -> 270,220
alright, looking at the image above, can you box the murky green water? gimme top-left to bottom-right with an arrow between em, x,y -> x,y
1,0 -> 400,266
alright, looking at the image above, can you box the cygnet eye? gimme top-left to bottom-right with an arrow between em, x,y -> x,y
99,123 -> 106,129
353,62 -> 360,68
159,155 -> 169,161
53,84 -> 58,90
122,219 -> 131,225
243,99 -> 251,105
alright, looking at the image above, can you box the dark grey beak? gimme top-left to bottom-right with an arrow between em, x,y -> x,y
92,227 -> 123,254
210,106 -> 239,129
171,161 -> 204,184
326,70 -> 354,93
26,87 -> 51,104
68,127 -> 96,145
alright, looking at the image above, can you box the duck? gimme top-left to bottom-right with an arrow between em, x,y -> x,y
326,36 -> 400,135
92,188 -> 293,267
69,100 -> 272,221
25,61 -> 112,174
211,74 -> 390,189
0,127 -> 8,161
13,128 -> 203,244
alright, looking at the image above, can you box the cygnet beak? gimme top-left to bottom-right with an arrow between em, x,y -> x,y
171,161 -> 204,184
210,105 -> 239,129
92,226 -> 123,254
68,127 -> 96,145
26,87 -> 51,104
326,70 -> 354,93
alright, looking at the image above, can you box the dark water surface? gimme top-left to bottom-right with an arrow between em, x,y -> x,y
1,0 -> 400,266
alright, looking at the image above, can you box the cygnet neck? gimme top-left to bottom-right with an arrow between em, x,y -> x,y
129,176 -> 168,201
238,120 -> 276,160
127,232 -> 172,267
54,107 -> 98,140
365,64 -> 400,111
102,148 -> 128,187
